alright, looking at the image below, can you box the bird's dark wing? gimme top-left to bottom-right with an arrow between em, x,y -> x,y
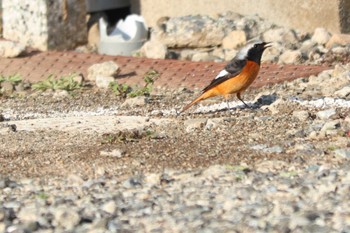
202,59 -> 246,93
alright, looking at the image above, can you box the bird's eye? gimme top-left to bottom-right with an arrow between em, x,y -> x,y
254,44 -> 258,48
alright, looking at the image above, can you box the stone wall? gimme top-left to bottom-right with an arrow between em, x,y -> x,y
131,0 -> 349,34
2,0 -> 87,51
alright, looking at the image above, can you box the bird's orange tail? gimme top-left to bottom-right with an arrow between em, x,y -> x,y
180,90 -> 217,113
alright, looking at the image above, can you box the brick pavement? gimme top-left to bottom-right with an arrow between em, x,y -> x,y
0,51 -> 331,90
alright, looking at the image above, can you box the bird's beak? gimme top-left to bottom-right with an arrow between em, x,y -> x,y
263,42 -> 272,49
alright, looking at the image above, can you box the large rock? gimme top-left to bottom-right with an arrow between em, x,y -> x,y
95,76 -> 115,89
191,51 -> 212,62
141,39 -> 167,59
154,15 -> 229,48
334,86 -> 350,98
0,40 -> 25,58
87,61 -> 120,81
262,28 -> 299,46
311,27 -> 331,45
326,33 -> 350,48
2,0 -> 87,51
261,44 -> 283,63
222,30 -> 246,49
53,208 -> 80,230
278,50 -> 302,64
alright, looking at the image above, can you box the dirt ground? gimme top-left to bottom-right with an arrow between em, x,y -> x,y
1,80 -> 349,179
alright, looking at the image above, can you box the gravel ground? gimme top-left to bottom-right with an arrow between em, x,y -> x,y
0,63 -> 349,232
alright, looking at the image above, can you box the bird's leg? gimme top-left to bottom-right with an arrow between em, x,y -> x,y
237,92 -> 249,108
226,100 -> 230,111
224,94 -> 231,111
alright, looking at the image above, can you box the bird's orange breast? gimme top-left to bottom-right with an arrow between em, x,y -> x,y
213,61 -> 260,95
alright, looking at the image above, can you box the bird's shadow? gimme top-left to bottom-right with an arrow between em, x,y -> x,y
115,71 -> 137,79
250,94 -> 278,108
177,94 -> 278,116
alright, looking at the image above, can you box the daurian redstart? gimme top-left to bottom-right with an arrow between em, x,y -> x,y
180,41 -> 271,113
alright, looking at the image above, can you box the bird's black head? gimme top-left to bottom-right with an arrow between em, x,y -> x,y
244,42 -> 271,64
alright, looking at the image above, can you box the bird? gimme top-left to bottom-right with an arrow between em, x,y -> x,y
179,40 -> 271,113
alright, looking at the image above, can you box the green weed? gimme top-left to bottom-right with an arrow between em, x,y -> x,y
110,69 -> 159,98
32,73 -> 82,92
0,74 -> 22,85
36,192 -> 49,200
109,82 -> 132,98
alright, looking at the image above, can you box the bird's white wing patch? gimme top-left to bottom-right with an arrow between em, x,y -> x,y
214,69 -> 229,80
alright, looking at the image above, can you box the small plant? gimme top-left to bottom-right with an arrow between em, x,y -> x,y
327,145 -> 338,151
110,69 -> 159,98
0,74 -> 22,85
36,192 -> 49,200
109,82 -> 132,98
32,73 -> 82,92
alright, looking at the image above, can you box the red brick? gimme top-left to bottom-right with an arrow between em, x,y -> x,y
0,51 -> 331,90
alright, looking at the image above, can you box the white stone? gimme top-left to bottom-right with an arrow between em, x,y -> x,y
53,90 -> 69,98
87,61 -> 120,81
292,110 -> 310,121
141,39 -> 167,59
211,48 -> 225,58
299,39 -> 317,54
320,120 -> 341,132
121,96 -> 147,108
334,86 -> 350,98
67,174 -> 84,186
205,118 -> 226,130
326,33 -> 350,48
184,118 -> 207,132
95,76 -> 115,89
311,27 -> 331,45
144,173 -> 160,186
264,98 -> 284,115
101,201 -> 116,214
222,30 -> 247,49
332,64 -> 349,77
100,149 -> 125,158
154,15 -> 226,48
0,81 -> 14,93
201,165 -> 227,178
262,28 -> 298,44
261,45 -> 283,63
331,46 -> 349,54
333,149 -> 350,159
316,109 -> 336,120
255,160 -> 288,173
18,205 -> 38,222
53,208 -> 80,230
191,52 -> 212,62
2,0 -> 86,51
279,50 -> 302,64
179,49 -> 196,60
0,41 -> 25,58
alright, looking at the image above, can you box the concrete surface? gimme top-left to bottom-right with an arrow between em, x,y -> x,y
131,0 -> 350,34
0,115 -> 175,134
